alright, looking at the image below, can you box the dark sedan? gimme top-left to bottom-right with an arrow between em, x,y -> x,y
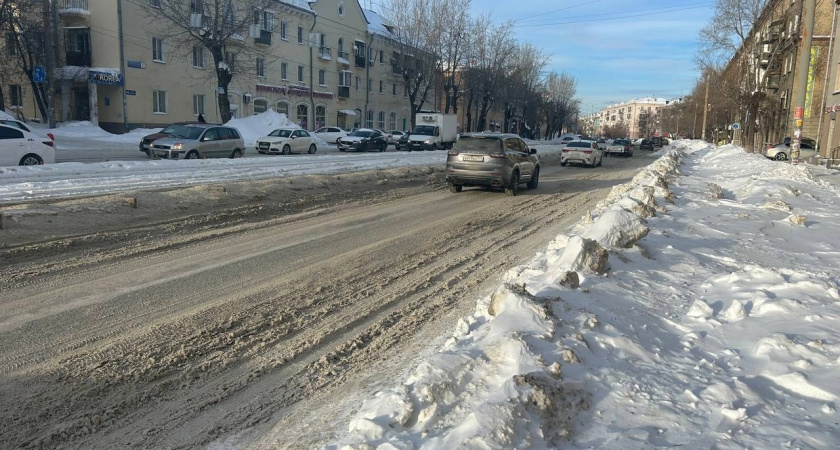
336,129 -> 388,152
639,139 -> 654,151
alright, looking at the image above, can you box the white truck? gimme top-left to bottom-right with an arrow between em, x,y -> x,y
407,113 -> 458,151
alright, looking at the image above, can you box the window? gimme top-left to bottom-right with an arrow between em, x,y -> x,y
0,126 -> 23,139
389,112 -> 397,130
392,83 -> 397,96
153,90 -> 167,113
296,104 -> 308,129
152,37 -> 164,62
315,105 -> 326,129
338,1 -> 344,17
254,99 -> 268,114
190,0 -> 203,14
366,110 -> 374,128
356,76 -> 361,91
192,46 -> 204,68
339,71 -> 352,87
368,79 -> 372,91
281,62 -> 288,80
319,69 -> 326,85
149,0 -> 161,7
225,51 -> 235,73
9,84 -> 22,107
338,37 -> 345,56
280,22 -> 288,40
378,111 -> 385,129
379,50 -> 384,63
256,57 -> 265,77
276,101 -> 289,115
193,94 -> 205,115
5,33 -> 18,57
298,26 -> 304,44
298,65 -> 304,83
254,9 -> 274,31
379,80 -> 383,93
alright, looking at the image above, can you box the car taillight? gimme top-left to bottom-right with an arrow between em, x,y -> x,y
47,133 -> 55,141
489,152 -> 506,158
583,150 -> 592,154
448,150 -> 459,156
43,140 -> 54,147
562,149 -> 569,152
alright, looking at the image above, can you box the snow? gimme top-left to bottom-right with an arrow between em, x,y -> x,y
4,132 -> 840,448
325,141 -> 840,449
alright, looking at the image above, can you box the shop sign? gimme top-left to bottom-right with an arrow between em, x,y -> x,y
90,71 -> 124,85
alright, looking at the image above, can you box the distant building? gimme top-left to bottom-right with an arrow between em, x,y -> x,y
598,98 -> 668,139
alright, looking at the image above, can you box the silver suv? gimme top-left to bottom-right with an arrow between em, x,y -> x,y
150,124 -> 245,160
445,133 -> 539,196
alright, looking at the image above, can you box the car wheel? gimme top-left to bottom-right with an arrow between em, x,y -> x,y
282,145 -> 291,155
186,150 -> 200,159
380,142 -> 385,152
447,182 -> 462,193
560,161 -> 567,167
230,148 -> 243,158
19,154 -> 42,166
308,144 -> 317,154
774,152 -> 787,161
527,167 -> 540,189
505,172 -> 520,196
597,156 -> 603,167
629,151 -> 633,157
589,158 -> 597,168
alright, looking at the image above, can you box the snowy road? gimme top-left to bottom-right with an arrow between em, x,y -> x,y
0,152 -> 652,449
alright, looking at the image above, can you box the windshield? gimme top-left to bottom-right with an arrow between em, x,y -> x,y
412,125 -> 435,136
454,137 -> 502,154
160,124 -> 193,137
566,142 -> 592,148
613,139 -> 630,145
349,130 -> 374,137
269,129 -> 294,138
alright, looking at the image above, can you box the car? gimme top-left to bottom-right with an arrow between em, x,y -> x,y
0,123 -> 55,166
560,140 -> 603,167
386,130 -> 406,146
336,129 -> 388,152
445,132 -> 539,196
639,138 -> 654,151
256,128 -> 318,155
0,118 -> 35,133
765,137 -> 817,161
395,132 -> 411,150
560,135 -> 578,146
139,121 -> 205,156
606,138 -> 633,157
313,126 -> 348,144
596,138 -> 611,151
149,124 -> 245,160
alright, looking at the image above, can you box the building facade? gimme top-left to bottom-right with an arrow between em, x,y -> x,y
3,0 -> 415,134
598,97 -> 668,139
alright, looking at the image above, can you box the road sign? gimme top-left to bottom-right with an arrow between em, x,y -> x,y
731,122 -> 740,130
126,90 -> 136,96
33,66 -> 45,83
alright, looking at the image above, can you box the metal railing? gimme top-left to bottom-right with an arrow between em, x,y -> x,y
319,46 -> 331,59
60,0 -> 88,10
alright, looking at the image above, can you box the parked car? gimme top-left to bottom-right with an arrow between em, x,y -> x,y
149,124 -> 245,159
639,138 -> 655,151
560,140 -> 603,167
560,135 -> 578,146
765,137 -> 817,161
0,118 -> 35,133
386,130 -> 406,146
313,126 -> 348,144
445,132 -> 539,196
596,138 -> 611,150
256,128 -> 318,155
139,121 -> 204,156
0,123 -> 55,166
396,132 -> 411,150
336,129 -> 388,152
606,138 -> 633,157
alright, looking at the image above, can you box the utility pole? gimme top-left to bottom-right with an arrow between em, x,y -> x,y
701,71 -> 710,141
791,0 -> 816,165
42,0 -> 56,128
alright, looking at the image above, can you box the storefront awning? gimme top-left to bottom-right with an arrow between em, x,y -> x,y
338,109 -> 357,115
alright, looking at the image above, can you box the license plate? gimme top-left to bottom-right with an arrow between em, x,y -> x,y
259,143 -> 269,149
462,155 -> 484,162
153,151 -> 168,157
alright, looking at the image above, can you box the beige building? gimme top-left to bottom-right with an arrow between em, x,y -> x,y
5,0 -> 413,133
598,97 -> 668,139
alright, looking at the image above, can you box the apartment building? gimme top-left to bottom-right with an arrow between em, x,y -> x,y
3,0 -> 413,133
598,97 -> 668,139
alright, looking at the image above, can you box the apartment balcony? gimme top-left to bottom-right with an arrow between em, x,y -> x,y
254,29 -> 271,46
337,51 -> 350,66
65,51 -> 91,67
355,55 -> 366,68
319,46 -> 332,60
338,86 -> 350,98
59,0 -> 89,16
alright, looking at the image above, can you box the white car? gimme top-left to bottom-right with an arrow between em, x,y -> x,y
386,130 -> 406,145
560,139 -> 603,167
0,123 -> 55,166
313,126 -> 348,144
256,128 -> 318,155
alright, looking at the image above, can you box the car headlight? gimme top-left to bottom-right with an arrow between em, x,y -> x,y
172,143 -> 183,150
424,139 -> 431,144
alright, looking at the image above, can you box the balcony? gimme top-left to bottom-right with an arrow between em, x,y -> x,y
338,86 -> 350,98
355,55 -> 366,68
254,29 -> 271,46
392,64 -> 402,75
319,46 -> 332,60
65,51 -> 91,67
59,0 -> 88,14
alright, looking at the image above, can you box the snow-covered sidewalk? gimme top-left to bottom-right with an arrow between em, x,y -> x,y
329,142 -> 840,449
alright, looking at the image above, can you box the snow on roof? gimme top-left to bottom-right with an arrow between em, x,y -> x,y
363,9 -> 395,38
275,0 -> 313,12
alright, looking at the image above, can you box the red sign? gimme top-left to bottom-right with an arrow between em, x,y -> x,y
794,106 -> 804,119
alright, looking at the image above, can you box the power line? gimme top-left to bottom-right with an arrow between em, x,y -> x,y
513,2 -> 713,27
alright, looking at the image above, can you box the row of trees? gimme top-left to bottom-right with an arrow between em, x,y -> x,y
1,0 -> 580,136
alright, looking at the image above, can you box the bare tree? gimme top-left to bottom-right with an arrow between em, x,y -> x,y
0,0 -> 50,119
464,13 -> 517,131
603,122 -> 629,139
143,0 -> 275,122
501,42 -> 549,138
542,71 -> 578,140
438,0 -> 471,115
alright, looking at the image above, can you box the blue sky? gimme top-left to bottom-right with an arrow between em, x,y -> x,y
469,0 -> 715,114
